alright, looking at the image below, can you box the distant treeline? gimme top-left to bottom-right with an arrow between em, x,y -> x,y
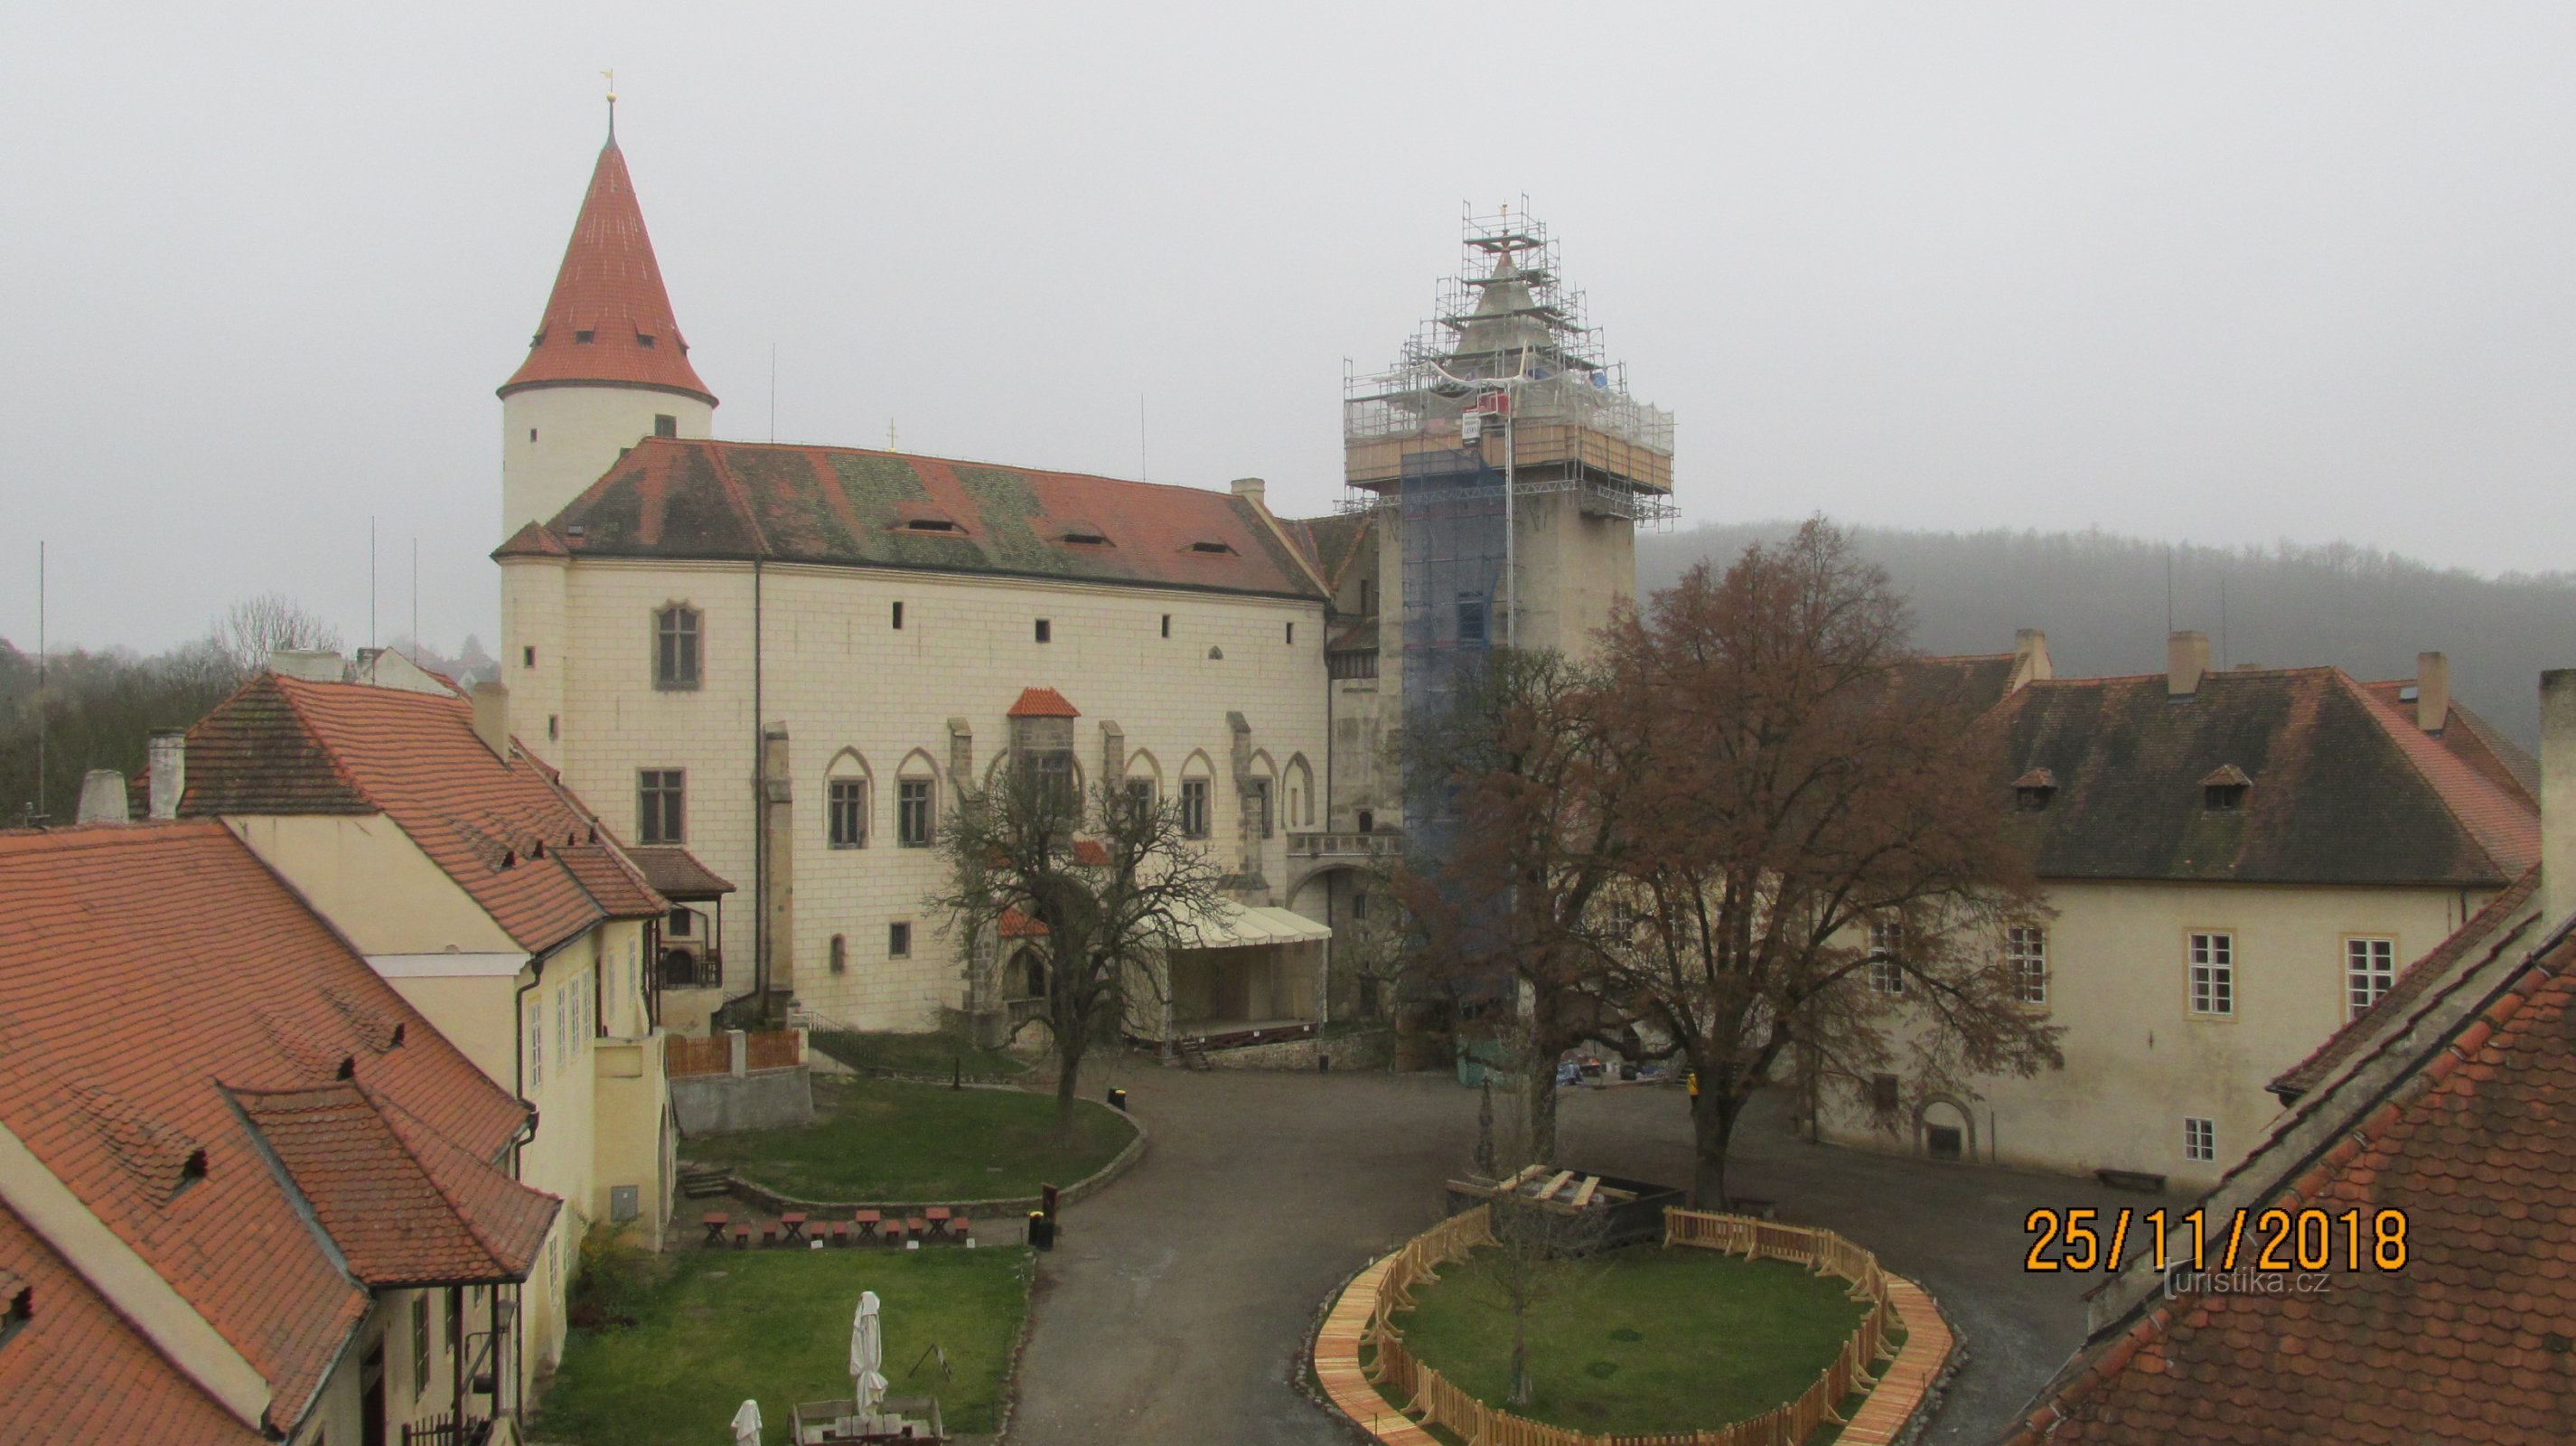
1642,521 -> 2576,750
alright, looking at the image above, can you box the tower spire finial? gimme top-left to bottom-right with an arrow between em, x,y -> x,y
601,69 -> 617,140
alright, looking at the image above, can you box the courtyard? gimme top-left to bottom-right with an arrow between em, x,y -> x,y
1003,1060 -> 2137,1446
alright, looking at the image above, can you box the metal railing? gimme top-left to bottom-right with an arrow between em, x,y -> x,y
660,947 -> 724,990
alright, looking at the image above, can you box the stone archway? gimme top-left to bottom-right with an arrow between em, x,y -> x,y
1916,1094 -> 1977,1163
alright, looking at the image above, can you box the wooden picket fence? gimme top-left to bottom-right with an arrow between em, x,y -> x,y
1354,1206 -> 1903,1446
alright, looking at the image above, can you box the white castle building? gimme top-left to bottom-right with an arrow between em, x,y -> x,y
492,124 -> 1673,1042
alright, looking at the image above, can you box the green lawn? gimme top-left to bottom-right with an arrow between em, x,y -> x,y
810,1028 -> 1029,1078
534,1247 -> 1031,1443
1395,1244 -> 1870,1437
682,1075 -> 1133,1202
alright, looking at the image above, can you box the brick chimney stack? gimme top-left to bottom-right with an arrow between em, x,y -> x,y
2416,652 -> 2451,734
2167,631 -> 2211,699
2543,670 -> 2576,925
473,682 -> 511,760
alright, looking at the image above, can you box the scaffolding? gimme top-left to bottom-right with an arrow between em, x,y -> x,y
1344,202 -> 1677,838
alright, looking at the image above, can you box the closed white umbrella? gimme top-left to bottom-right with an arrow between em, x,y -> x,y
729,1398 -> 763,1445
850,1291 -> 889,1415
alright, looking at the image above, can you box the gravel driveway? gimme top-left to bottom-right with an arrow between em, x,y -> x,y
1004,1061 -> 2138,1446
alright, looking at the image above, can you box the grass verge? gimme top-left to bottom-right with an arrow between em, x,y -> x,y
810,1028 -> 1029,1078
534,1246 -> 1031,1443
1396,1244 -> 1869,1437
682,1075 -> 1132,1202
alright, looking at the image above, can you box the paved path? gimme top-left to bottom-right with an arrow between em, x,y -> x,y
1005,1062 -> 2141,1446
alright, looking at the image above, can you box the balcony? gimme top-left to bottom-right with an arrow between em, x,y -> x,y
660,946 -> 725,991
1287,831 -> 1401,862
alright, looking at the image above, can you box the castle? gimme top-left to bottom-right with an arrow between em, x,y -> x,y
492,120 -> 1673,1041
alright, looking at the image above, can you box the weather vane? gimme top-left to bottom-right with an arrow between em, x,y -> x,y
602,69 -> 617,136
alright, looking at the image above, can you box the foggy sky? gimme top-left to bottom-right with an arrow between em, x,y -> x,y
7,3 -> 2575,655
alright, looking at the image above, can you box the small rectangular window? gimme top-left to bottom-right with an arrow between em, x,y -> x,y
2347,936 -> 2396,1019
898,779 -> 934,847
1352,890 -> 1369,922
1457,597 -> 1487,646
525,999 -> 544,1091
1869,1073 -> 1901,1113
1867,921 -> 1906,994
667,906 -> 692,936
1180,778 -> 1211,839
1286,623 -> 1296,645
522,645 -> 536,668
1160,615 -> 1172,638
639,769 -> 685,845
411,1291 -> 431,1400
2184,1116 -> 2216,1163
892,601 -> 904,630
2188,932 -> 2234,1016
574,329 -> 595,343
1035,619 -> 1052,643
888,921 -> 912,958
653,413 -> 677,437
1246,780 -> 1272,840
1123,776 -> 1155,823
829,779 -> 868,849
2007,925 -> 2047,1005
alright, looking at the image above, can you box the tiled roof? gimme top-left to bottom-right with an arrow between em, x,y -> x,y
183,672 -> 667,952
2357,678 -> 2540,803
1283,512 -> 1374,590
1008,687 -> 1080,718
1328,619 -> 1379,654
0,1201 -> 263,1446
2269,869 -> 2543,1101
1988,667 -> 2538,887
627,845 -> 735,900
998,906 -> 1048,939
495,438 -> 1328,603
498,137 -> 715,405
2008,915 -> 2576,1446
231,1084 -> 556,1288
1899,652 -> 2023,712
0,822 -> 543,1432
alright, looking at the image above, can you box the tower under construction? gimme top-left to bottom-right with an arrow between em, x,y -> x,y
1343,203 -> 1675,826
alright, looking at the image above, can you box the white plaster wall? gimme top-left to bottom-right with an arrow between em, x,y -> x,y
526,556 -> 1330,1031
1822,878 -> 2492,1192
501,387 -> 712,540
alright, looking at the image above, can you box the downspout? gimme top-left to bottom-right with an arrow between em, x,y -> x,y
753,559 -> 767,1007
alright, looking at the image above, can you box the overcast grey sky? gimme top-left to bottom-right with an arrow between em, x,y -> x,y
7,3 -> 2574,654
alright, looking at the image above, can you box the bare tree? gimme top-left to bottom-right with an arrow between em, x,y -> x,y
1396,648 -> 1631,1164
213,594 -> 343,677
928,763 -> 1226,1122
1594,521 -> 2062,1208
1452,1035 -> 1613,1410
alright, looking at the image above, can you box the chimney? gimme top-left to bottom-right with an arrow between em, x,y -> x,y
472,681 -> 511,760
2543,671 -> 2576,924
2009,628 -> 2053,690
2167,630 -> 2211,699
267,649 -> 347,682
1230,477 -> 1267,508
147,728 -> 186,820
74,770 -> 129,825
2415,651 -> 2451,734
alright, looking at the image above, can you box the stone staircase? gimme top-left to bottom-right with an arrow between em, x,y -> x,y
677,1164 -> 731,1201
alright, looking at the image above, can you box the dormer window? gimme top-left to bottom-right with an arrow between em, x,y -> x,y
1061,523 -> 1111,546
637,333 -> 657,349
1187,540 -> 1233,555
904,518 -> 963,533
2012,767 -> 2056,812
574,329 -> 595,344
2201,765 -> 2252,812
0,1285 -> 28,1351
178,1149 -> 208,1193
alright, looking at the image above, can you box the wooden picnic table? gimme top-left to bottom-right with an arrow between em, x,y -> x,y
924,1207 -> 951,1242
854,1209 -> 882,1243
781,1212 -> 810,1244
700,1212 -> 730,1247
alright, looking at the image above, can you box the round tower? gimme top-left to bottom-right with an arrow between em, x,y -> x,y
498,121 -> 717,538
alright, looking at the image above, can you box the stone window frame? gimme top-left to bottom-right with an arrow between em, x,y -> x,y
651,603 -> 702,690
2345,934 -> 2396,1019
2187,929 -> 2235,1017
638,768 -> 686,845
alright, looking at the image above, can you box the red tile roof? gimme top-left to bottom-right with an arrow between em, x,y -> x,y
231,1084 -> 556,1288
1987,666 -> 2539,887
2009,914 -> 2576,1446
0,1201 -> 263,1446
183,672 -> 668,952
626,845 -> 735,900
498,137 -> 715,405
1072,840 -> 1111,868
495,438 -> 1328,603
2358,679 -> 2539,803
1008,687 -> 1080,718
998,906 -> 1048,939
0,822 -> 546,1432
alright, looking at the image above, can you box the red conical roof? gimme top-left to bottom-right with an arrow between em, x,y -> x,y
499,136 -> 717,404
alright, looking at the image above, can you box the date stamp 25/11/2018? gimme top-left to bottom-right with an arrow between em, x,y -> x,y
2023,1206 -> 2410,1275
